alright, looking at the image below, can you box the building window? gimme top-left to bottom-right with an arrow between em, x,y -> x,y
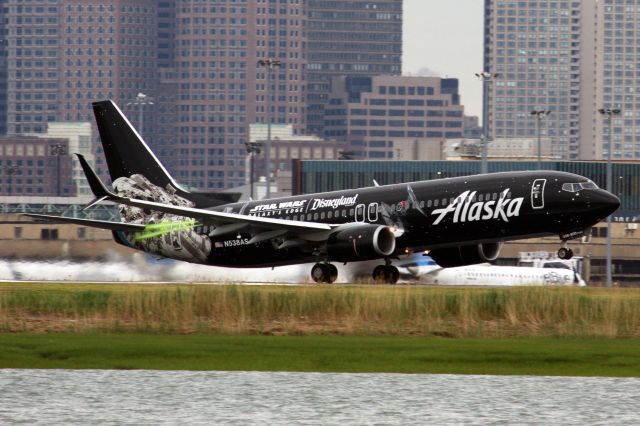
14,227 -> 23,239
41,228 -> 59,240
77,227 -> 86,239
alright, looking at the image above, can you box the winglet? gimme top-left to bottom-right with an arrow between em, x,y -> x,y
75,153 -> 118,209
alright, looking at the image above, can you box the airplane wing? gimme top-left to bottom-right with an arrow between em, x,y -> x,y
73,154 -> 337,240
24,213 -> 147,232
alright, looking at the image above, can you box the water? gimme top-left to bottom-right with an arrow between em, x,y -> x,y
0,370 -> 637,425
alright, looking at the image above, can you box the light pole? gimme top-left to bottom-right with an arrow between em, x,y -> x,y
245,142 -> 262,200
531,109 -> 551,170
475,72 -> 499,174
3,165 -> 19,196
598,107 -> 621,288
258,58 -> 282,198
127,92 -> 154,138
50,144 -> 67,196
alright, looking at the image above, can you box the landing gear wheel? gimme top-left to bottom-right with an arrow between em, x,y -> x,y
327,264 -> 338,284
372,265 -> 400,284
385,266 -> 400,284
373,265 -> 386,283
557,247 -> 574,260
311,263 -> 338,284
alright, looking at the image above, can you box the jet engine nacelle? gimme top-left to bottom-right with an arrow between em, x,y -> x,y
429,242 -> 503,268
327,224 -> 396,262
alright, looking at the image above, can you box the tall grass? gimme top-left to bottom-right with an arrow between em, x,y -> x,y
0,283 -> 639,337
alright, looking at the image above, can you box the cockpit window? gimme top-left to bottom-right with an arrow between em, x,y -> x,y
562,181 -> 598,192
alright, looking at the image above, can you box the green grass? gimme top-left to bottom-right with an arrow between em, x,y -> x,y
0,334 -> 639,376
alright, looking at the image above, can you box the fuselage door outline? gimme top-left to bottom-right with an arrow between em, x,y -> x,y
367,202 -> 379,223
531,178 -> 546,210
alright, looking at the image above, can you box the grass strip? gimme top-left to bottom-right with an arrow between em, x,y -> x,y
0,334 -> 639,377
1,282 -> 640,338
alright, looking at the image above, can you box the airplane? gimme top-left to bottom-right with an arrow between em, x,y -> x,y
405,260 -> 586,287
348,253 -> 585,286
25,100 -> 620,284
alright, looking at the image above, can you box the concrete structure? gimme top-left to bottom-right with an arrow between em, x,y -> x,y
579,1 -> 640,161
248,123 -> 345,181
0,213 -> 131,260
463,115 -> 482,139
2,0 -> 159,184
28,122 -> 93,196
324,75 -> 465,160
444,138 -> 555,161
484,0 -> 582,159
485,0 -> 640,162
168,1 -> 307,191
0,136 -> 74,196
306,0 -> 403,135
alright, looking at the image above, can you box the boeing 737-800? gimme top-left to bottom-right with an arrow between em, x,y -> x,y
26,100 -> 620,284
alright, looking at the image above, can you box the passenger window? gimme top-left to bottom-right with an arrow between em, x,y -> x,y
307,213 -> 312,221
419,201 -> 425,208
320,212 -> 326,220
434,199 -> 439,207
478,194 -> 484,202
313,213 -> 319,220
442,198 -> 447,206
427,200 -> 432,207
327,211 -> 333,219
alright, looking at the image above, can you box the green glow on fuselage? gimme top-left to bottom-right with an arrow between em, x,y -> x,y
133,219 -> 200,241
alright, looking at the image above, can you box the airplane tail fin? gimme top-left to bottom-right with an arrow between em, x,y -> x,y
92,100 -> 239,207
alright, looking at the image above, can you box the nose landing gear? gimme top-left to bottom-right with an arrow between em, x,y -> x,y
557,243 -> 574,260
311,263 -> 338,284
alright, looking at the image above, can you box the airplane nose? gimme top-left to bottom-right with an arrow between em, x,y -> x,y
592,189 -> 620,218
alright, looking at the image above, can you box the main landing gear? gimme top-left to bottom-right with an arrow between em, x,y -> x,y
311,263 -> 338,284
372,260 -> 400,284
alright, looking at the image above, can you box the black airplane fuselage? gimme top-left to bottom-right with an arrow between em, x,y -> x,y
124,170 -> 616,268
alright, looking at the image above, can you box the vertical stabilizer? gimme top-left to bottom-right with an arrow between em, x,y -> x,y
92,100 -> 181,190
92,100 -> 240,207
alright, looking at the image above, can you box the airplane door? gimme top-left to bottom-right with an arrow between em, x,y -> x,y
531,179 -> 546,210
367,203 -> 379,222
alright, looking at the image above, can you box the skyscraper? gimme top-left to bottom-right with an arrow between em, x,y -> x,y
306,0 -> 402,136
4,1 -> 157,133
171,0 -> 306,190
2,0 -> 158,181
484,0 -> 582,159
579,0 -> 640,161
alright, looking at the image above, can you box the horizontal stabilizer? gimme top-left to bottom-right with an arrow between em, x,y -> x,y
76,153 -> 114,199
24,213 -> 146,232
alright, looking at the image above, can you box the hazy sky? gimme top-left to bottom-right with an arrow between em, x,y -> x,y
403,0 -> 484,118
